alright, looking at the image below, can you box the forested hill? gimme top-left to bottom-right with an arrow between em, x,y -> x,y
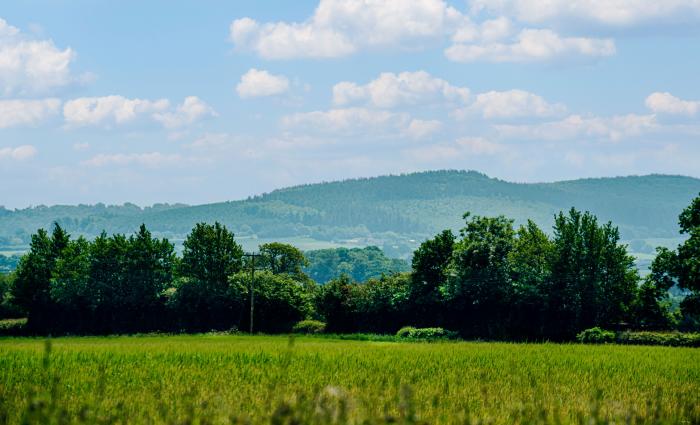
2,171 -> 699,258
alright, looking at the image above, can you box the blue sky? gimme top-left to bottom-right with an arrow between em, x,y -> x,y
1,0 -> 699,208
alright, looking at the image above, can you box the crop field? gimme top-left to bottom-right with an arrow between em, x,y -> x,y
0,335 -> 698,424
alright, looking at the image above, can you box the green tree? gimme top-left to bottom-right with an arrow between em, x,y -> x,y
258,242 -> 308,278
229,270 -> 313,333
548,209 -> 638,339
120,224 -> 175,331
180,222 -> 243,290
508,220 -> 553,337
315,275 -> 357,333
50,237 -> 92,331
409,230 -> 454,326
11,223 -> 70,330
441,214 -> 515,337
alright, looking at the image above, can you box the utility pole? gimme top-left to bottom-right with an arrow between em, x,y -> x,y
243,252 -> 261,334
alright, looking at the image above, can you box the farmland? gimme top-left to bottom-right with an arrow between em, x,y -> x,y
1,335 -> 698,424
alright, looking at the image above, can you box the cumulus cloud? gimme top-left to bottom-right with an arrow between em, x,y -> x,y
0,17 -> 79,96
645,92 -> 700,116
446,28 -> 615,62
229,0 -> 466,59
0,98 -> 61,128
236,68 -> 290,98
63,95 -> 215,129
282,107 -> 409,136
405,119 -> 442,139
404,137 -> 505,162
153,96 -> 217,128
82,152 -> 182,168
63,95 -> 169,127
0,145 -> 37,160
458,89 -> 566,119
496,113 -> 657,142
333,71 -> 470,108
468,0 -> 700,29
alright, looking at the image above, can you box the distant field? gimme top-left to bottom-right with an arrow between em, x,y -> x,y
0,335 -> 698,424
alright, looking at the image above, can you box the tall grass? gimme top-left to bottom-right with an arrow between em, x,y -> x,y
0,335 -> 698,424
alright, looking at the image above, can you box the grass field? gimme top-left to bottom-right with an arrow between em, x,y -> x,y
0,335 -> 698,424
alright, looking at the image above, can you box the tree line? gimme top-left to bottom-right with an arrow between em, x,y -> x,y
1,195 -> 699,339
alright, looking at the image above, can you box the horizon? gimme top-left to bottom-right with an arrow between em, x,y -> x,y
1,1 -> 699,208
3,169 -> 698,210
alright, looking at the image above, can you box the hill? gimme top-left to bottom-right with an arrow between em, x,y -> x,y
1,170 -> 699,259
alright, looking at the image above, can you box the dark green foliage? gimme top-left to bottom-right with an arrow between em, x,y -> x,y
576,327 -> 616,344
645,193 -> 700,324
409,230 -> 454,326
305,246 -> 409,284
0,273 -> 21,319
173,222 -> 244,331
546,209 -> 639,339
230,271 -> 313,333
259,242 -> 308,278
292,319 -> 326,334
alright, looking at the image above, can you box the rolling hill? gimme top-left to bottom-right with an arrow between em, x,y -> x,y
2,170 -> 699,260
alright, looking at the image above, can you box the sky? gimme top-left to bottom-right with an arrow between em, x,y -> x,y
1,0 -> 699,209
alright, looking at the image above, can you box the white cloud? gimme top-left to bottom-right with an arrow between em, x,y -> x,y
82,152 -> 182,168
0,98 -> 61,128
0,144 -> 37,160
72,142 -> 89,151
153,96 -> 217,128
459,89 -> 566,119
333,71 -> 470,108
63,95 -> 170,127
446,28 -> 615,62
496,113 -> 657,142
236,68 -> 290,98
468,0 -> 700,28
229,0 -> 466,59
405,119 -> 442,139
404,137 -> 505,161
645,92 -> 700,116
0,17 -> 79,95
282,107 -> 409,136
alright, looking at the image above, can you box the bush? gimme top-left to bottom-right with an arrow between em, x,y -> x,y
396,326 -> 458,340
396,326 -> 416,338
615,331 -> 700,347
0,318 -> 27,336
292,319 -> 326,334
577,327 -> 615,344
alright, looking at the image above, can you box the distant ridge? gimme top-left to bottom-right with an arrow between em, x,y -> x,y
2,170 -> 699,258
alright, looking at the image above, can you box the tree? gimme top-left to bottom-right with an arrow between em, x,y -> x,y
0,272 -> 20,319
649,194 -> 700,320
547,208 -> 638,339
50,237 -> 92,331
11,223 -> 70,330
409,230 -> 454,326
229,270 -> 313,333
258,242 -> 308,278
179,222 -> 243,290
120,224 -> 176,331
315,275 -> 357,333
441,214 -> 515,337
508,220 -> 553,338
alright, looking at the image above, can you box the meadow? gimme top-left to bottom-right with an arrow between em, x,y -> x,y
0,335 -> 698,424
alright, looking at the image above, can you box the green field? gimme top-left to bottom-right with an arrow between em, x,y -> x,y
1,335 -> 698,424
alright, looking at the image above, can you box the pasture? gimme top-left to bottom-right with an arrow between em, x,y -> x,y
0,335 -> 698,424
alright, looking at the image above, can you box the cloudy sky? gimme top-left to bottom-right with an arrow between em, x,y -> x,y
1,0 -> 699,208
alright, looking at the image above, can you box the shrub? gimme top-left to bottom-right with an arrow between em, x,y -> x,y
396,326 -> 416,338
292,319 -> 326,334
577,327 -> 615,344
615,331 -> 700,347
0,318 -> 27,336
396,326 -> 458,340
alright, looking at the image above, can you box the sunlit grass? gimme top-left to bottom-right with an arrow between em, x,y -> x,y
1,335 -> 698,424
